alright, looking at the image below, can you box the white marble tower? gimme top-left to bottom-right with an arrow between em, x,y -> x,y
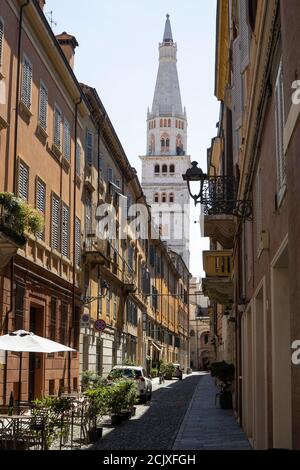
140,15 -> 190,267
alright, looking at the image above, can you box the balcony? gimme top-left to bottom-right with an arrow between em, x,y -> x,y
202,250 -> 233,306
82,235 -> 107,266
204,214 -> 235,249
84,164 -> 96,192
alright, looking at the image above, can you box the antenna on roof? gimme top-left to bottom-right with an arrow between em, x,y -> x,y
46,11 -> 57,30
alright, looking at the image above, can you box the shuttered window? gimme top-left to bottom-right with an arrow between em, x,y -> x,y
54,105 -> 62,149
275,62 -> 285,191
0,18 -> 4,66
51,194 -> 60,251
21,56 -> 32,109
85,130 -> 93,164
50,297 -> 57,341
60,302 -> 67,345
62,204 -> 69,258
63,119 -> 71,161
75,217 -> 81,266
76,142 -> 81,176
18,161 -> 29,200
38,82 -> 48,131
15,284 -> 25,331
239,0 -> 250,72
85,194 -> 92,237
36,179 -> 45,240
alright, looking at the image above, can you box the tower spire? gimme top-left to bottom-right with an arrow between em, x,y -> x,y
163,14 -> 173,43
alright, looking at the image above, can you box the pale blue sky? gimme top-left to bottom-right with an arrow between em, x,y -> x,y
46,0 -> 219,278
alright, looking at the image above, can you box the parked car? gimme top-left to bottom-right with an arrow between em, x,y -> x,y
107,366 -> 152,403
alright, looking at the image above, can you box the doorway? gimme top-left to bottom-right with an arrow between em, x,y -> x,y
28,306 -> 44,401
271,241 -> 292,449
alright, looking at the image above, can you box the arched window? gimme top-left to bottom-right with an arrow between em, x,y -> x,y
154,164 -> 160,174
204,334 -> 209,344
190,330 -> 195,337
160,119 -> 163,127
162,193 -> 167,203
162,164 -> 167,174
154,193 -> 159,203
176,134 -> 184,155
169,193 -> 174,203
161,133 -> 169,154
164,119 -> 167,127
166,138 -> 170,151
168,119 -> 171,127
170,164 -> 175,173
175,119 -> 178,128
149,134 -> 155,155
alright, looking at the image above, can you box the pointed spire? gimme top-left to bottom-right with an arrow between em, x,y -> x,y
163,14 -> 173,43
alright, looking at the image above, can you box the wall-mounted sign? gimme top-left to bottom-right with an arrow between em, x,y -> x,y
94,319 -> 106,332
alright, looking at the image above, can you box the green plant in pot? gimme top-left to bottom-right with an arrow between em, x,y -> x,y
106,380 -> 132,426
210,361 -> 235,409
84,386 -> 109,442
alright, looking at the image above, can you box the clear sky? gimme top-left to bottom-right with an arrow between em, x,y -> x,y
46,0 -> 219,278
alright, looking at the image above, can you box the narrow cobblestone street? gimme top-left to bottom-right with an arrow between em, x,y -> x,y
88,373 -> 250,451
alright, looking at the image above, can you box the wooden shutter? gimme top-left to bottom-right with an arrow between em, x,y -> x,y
239,0 -> 250,72
21,57 -> 32,108
232,37 -> 242,164
76,142 -> 81,176
62,204 -> 69,258
15,284 -> 25,330
75,217 -> 81,266
39,82 -> 48,130
63,119 -> 71,161
54,106 -> 62,148
18,162 -> 28,200
275,62 -> 285,189
51,194 -> 60,251
86,130 -> 93,164
36,179 -> 45,240
0,19 -> 4,66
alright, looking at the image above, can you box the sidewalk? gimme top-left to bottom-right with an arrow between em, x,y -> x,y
172,373 -> 252,450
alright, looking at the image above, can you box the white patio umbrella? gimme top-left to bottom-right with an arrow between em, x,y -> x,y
0,330 -> 76,412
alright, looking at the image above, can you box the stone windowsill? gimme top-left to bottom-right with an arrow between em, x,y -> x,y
51,142 -> 62,160
19,101 -> 33,119
62,156 -> 70,172
36,124 -> 48,141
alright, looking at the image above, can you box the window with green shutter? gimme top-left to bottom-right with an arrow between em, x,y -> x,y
39,82 -> 48,131
18,161 -> 29,201
54,105 -> 62,149
21,56 -> 32,109
51,194 -> 60,251
62,204 -> 69,258
63,119 -> 71,161
75,217 -> 81,266
0,18 -> 4,67
36,179 -> 45,240
85,130 -> 93,164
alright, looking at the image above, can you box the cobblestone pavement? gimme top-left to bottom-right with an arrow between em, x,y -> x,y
89,374 -> 201,450
173,373 -> 252,450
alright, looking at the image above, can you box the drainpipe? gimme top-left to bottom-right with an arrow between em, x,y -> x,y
2,259 -> 14,404
3,0 -> 29,406
68,97 -> 82,393
13,0 -> 30,194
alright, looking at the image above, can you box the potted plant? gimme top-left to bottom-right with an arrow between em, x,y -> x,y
106,380 -> 132,426
84,386 -> 109,442
160,362 -> 175,380
210,361 -> 235,409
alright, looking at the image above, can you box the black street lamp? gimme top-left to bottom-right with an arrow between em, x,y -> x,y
182,161 -> 252,219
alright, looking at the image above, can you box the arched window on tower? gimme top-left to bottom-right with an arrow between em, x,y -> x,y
168,119 -> 171,127
160,119 -> 163,127
149,134 -> 155,155
154,193 -> 159,203
160,138 -> 165,153
170,164 -> 175,174
162,164 -> 167,174
154,164 -> 160,174
166,138 -> 170,152
161,134 -> 169,154
176,134 -> 184,155
164,119 -> 167,127
169,193 -> 174,203
162,193 -> 167,203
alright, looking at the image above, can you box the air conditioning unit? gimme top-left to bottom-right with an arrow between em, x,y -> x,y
259,230 -> 269,251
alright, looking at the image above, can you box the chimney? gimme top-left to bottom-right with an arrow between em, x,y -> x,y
38,0 -> 46,10
56,32 -> 79,70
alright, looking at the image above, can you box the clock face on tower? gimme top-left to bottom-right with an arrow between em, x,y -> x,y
139,15 -> 190,269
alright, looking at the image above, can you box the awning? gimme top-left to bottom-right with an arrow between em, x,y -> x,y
151,341 -> 162,352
